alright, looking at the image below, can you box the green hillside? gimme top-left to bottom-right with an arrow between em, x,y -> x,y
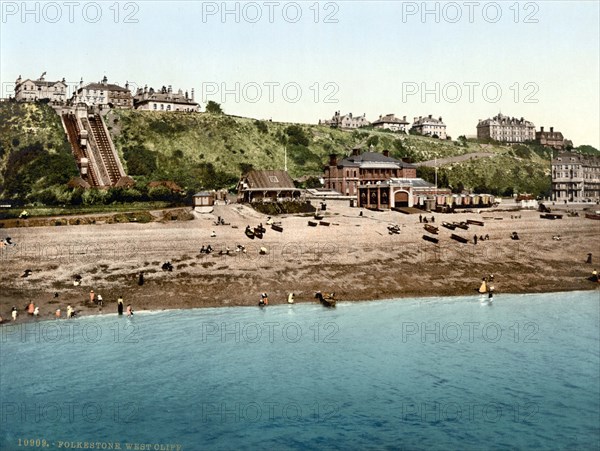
1,101 -> 597,205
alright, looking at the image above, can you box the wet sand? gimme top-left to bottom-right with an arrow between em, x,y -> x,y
1,202 -> 599,323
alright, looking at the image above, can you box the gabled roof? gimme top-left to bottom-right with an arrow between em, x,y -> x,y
239,170 -> 299,191
17,79 -> 67,89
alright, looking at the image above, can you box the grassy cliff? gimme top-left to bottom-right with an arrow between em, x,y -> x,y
2,101 -> 596,204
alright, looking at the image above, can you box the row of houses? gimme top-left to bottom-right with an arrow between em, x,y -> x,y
320,111 -> 571,150
319,112 -> 448,139
551,152 -> 600,202
14,73 -> 199,112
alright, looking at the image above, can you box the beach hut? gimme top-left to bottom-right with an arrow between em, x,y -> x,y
193,191 -> 215,213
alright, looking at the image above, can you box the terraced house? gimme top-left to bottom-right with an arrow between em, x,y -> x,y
552,152 -> 600,202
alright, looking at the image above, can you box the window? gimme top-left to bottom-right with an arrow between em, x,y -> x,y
153,104 -> 157,110
269,176 -> 279,183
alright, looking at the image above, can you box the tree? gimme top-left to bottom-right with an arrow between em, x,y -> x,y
205,101 -> 223,114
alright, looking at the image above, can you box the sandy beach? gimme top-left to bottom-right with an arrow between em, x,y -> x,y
1,201 -> 599,323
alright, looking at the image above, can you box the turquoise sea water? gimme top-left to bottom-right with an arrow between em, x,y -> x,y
1,291 -> 599,450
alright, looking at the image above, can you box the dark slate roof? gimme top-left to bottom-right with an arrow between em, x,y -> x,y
372,114 -> 408,125
337,151 -> 416,169
240,170 -> 299,191
79,82 -> 130,92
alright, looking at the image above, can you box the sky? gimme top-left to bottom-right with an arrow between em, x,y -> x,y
1,0 -> 599,147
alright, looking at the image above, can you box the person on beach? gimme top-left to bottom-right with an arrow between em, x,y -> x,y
117,297 -> 124,315
419,214 -> 422,223
473,235 -> 478,245
288,293 -> 295,304
138,271 -> 144,286
478,278 -> 487,294
591,270 -> 598,283
67,305 -> 74,319
27,301 -> 35,315
126,304 -> 133,317
11,306 -> 17,321
97,294 -> 103,308
33,306 -> 39,316
89,290 -> 95,304
55,308 -> 61,318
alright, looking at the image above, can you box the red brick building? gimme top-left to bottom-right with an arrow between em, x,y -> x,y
323,148 -> 417,196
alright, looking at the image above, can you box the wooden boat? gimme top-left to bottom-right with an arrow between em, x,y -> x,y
466,219 -> 484,226
388,225 -> 400,234
245,227 -> 255,239
450,234 -> 468,243
441,221 -> 456,230
422,234 -> 439,244
424,224 -> 439,234
585,213 -> 600,220
315,291 -> 336,308
314,214 -> 324,220
540,214 -> 563,220
319,221 -> 330,226
271,224 -> 284,232
253,228 -> 263,239
256,225 -> 266,234
453,222 -> 469,230
308,221 -> 318,227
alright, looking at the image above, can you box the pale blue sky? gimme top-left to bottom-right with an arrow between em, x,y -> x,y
1,1 -> 599,146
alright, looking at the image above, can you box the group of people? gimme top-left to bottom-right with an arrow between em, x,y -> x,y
478,274 -> 496,299
419,215 -> 435,224
473,234 -> 490,244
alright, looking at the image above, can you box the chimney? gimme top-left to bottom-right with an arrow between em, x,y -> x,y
329,153 -> 338,166
403,115 -> 406,122
352,148 -> 361,156
540,126 -> 544,132
168,85 -> 172,94
428,114 -> 432,119
191,88 -> 194,100
439,117 -> 442,122
414,117 -> 418,123
382,150 -> 390,157
550,127 -> 554,133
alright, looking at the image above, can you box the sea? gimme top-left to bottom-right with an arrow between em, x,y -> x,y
1,291 -> 599,451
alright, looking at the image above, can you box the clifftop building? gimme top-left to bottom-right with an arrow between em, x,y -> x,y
477,113 -> 535,143
372,114 -> 409,132
71,76 -> 133,108
536,126 -> 567,150
552,152 -> 600,202
133,85 -> 199,112
319,111 -> 370,129
14,73 -> 67,103
410,115 -> 447,139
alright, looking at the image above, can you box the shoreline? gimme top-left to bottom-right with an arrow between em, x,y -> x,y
2,287 -> 598,327
2,202 -> 599,325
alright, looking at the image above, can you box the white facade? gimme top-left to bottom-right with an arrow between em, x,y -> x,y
15,74 -> 67,103
411,115 -> 447,139
133,86 -> 199,112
